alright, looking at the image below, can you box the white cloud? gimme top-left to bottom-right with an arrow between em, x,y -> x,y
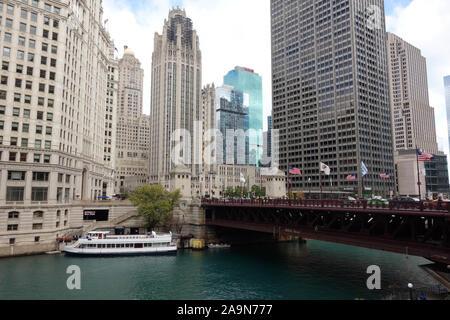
387,0 -> 450,158
102,0 -> 272,129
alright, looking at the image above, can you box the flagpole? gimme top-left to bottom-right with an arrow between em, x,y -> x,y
361,175 -> 365,199
320,171 -> 323,201
416,146 -> 422,200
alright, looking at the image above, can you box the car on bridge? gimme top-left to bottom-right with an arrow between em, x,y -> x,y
367,197 -> 389,206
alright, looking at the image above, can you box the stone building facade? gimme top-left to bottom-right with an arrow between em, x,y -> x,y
0,0 -> 118,254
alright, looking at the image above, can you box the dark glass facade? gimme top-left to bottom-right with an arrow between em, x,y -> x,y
216,86 -> 249,165
425,155 -> 450,196
271,0 -> 395,194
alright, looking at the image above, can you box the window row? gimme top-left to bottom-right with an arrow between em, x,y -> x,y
4,151 -> 51,163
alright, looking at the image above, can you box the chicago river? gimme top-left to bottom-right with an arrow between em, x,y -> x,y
0,240 -> 439,300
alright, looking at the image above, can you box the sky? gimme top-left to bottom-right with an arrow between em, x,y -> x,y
102,0 -> 450,158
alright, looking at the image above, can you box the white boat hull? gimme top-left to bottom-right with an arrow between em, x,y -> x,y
64,246 -> 177,256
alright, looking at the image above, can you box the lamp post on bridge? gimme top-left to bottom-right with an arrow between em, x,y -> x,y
408,283 -> 414,300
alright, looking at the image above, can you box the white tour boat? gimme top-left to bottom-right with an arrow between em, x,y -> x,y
63,231 -> 177,256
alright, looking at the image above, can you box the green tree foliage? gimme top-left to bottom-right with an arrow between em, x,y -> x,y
129,185 -> 181,230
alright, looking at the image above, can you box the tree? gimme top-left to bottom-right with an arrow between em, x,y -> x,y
261,187 -> 266,197
251,185 -> 261,197
129,185 -> 181,231
287,191 -> 294,200
225,187 -> 234,198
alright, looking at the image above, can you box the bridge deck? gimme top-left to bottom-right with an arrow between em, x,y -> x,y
202,199 -> 450,218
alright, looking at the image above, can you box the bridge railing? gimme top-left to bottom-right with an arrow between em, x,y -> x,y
201,198 -> 450,214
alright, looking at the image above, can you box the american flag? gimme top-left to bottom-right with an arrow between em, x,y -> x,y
417,150 -> 433,162
289,167 -> 302,176
380,172 -> 390,179
346,174 -> 357,181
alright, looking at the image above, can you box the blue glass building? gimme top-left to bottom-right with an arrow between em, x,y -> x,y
215,86 -> 249,165
224,67 -> 263,166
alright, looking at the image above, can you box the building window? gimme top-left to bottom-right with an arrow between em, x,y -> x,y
33,172 -> 49,181
7,225 -> 18,231
32,223 -> 43,230
8,212 -> 19,219
9,152 -> 17,161
22,123 -> 29,132
20,152 -> 27,161
9,238 -> 15,245
6,187 -> 25,201
33,211 -> 44,219
43,155 -> 50,163
8,171 -> 25,180
3,47 -> 11,57
35,236 -> 40,242
56,187 -> 62,202
7,5 -> 14,15
4,33 -> 12,43
34,154 -> 41,163
31,187 -> 48,201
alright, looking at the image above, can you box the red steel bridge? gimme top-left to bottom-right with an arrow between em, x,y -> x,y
202,199 -> 450,265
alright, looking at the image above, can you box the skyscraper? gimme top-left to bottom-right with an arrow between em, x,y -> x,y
271,0 -> 395,195
215,85 -> 249,165
224,67 -> 263,166
115,47 -> 150,192
149,8 -> 202,187
445,76 -> 450,150
387,33 -> 438,154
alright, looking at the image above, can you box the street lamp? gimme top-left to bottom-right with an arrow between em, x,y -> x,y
408,283 -> 414,300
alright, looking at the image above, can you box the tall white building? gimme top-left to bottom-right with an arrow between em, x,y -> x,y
387,33 -> 439,154
0,0 -> 117,249
115,47 -> 149,193
149,8 -> 202,188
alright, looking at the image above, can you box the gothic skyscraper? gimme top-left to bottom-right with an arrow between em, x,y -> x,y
149,8 -> 202,187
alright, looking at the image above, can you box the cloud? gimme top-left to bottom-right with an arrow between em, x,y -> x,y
102,0 -> 271,129
387,0 -> 450,158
